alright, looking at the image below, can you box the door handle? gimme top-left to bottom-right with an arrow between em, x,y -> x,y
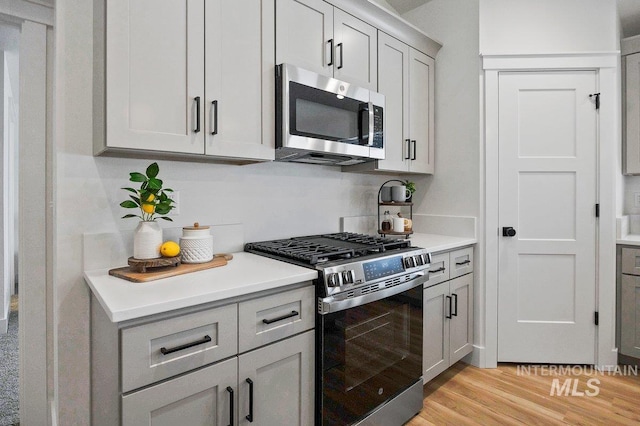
211,100 -> 218,135
226,386 -> 234,426
502,227 -> 516,237
245,378 -> 254,422
452,293 -> 458,317
336,42 -> 344,69
405,139 -> 411,160
327,39 -> 334,66
194,96 -> 201,133
411,140 -> 416,160
445,295 -> 452,319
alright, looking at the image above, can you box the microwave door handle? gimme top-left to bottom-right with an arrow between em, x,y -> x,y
367,101 -> 374,146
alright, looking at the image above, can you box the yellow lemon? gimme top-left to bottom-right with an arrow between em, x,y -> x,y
160,241 -> 180,257
142,203 -> 155,214
145,193 -> 155,202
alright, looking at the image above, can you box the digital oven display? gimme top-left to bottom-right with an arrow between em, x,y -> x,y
362,256 -> 405,281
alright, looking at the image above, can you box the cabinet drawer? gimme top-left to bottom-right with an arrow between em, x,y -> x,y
450,247 -> 473,279
121,303 -> 238,392
425,252 -> 450,288
239,285 -> 315,353
622,247 -> 640,276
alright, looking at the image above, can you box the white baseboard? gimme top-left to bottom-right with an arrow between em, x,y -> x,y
0,317 -> 7,334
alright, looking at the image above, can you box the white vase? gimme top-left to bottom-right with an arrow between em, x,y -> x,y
133,221 -> 163,259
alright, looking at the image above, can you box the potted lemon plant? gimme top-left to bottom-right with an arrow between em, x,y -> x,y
120,162 -> 176,259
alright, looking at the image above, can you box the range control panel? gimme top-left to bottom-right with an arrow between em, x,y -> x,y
321,249 -> 431,296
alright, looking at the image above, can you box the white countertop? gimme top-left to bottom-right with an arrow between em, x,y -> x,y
84,252 -> 318,323
408,233 -> 476,253
617,234 -> 640,246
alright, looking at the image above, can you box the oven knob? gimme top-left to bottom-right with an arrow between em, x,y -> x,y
342,270 -> 355,284
327,273 -> 340,287
414,255 -> 424,266
404,257 -> 415,269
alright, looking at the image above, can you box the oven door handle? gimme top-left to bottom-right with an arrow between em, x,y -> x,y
318,272 -> 427,314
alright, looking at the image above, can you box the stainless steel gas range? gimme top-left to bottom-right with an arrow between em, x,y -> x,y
245,232 -> 431,426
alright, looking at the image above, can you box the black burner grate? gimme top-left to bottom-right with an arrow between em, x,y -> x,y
245,232 -> 411,265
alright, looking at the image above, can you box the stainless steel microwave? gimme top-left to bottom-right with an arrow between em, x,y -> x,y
275,64 -> 384,165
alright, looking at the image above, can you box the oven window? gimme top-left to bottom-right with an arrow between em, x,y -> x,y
289,82 -> 364,144
319,285 -> 423,425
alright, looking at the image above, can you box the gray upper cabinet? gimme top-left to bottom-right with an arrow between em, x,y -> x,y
348,31 -> 436,174
276,0 -> 378,90
623,36 -> 640,174
95,0 -> 275,162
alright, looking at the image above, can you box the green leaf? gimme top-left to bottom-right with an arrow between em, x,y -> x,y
159,192 -> 168,201
121,214 -> 140,219
158,216 -> 173,222
155,204 -> 172,215
122,187 -> 138,194
146,162 -> 159,179
148,178 -> 162,190
129,195 -> 141,205
163,188 -> 174,192
120,200 -> 138,209
129,172 -> 146,182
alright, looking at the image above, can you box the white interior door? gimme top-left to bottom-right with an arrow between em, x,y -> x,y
498,71 -> 597,363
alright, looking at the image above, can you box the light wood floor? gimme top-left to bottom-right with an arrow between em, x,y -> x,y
406,362 -> 640,425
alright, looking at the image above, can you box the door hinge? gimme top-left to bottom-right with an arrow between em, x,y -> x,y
594,311 -> 599,326
595,203 -> 600,218
589,93 -> 600,110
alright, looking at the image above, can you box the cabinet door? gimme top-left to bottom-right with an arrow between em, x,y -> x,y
276,0 -> 334,77
408,49 -> 435,174
205,0 -> 274,160
333,8 -> 378,90
122,357 -> 237,426
449,273 -> 474,364
106,0 -> 205,154
423,282 -> 450,383
626,53 -> 640,174
376,32 -> 410,172
238,331 -> 315,426
621,274 -> 640,358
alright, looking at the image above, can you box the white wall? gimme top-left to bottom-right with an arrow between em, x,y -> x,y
403,1 -> 480,218
480,0 -> 618,54
55,1 -> 401,422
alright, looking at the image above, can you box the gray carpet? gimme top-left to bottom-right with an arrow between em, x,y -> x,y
0,296 -> 19,426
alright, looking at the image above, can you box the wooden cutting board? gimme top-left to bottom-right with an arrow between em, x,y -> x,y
109,254 -> 233,283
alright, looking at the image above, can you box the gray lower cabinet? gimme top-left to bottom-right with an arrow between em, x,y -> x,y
620,247 -> 640,359
423,246 -> 474,383
122,331 -> 314,426
91,284 -> 315,425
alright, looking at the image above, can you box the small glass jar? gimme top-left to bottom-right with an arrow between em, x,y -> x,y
381,210 -> 392,232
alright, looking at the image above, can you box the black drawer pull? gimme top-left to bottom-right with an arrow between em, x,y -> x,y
262,310 -> 299,325
452,293 -> 458,317
456,259 -> 471,266
159,335 -> 211,355
431,267 -> 446,273
194,96 -> 201,133
445,296 -> 452,319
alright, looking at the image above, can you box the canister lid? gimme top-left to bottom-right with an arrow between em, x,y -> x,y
183,222 -> 210,231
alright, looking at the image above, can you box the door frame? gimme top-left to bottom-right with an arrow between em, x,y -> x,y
478,53 -> 618,370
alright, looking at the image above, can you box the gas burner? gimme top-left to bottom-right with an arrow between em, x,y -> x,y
245,232 -> 411,265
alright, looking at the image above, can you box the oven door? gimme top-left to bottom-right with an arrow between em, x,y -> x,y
317,283 -> 423,426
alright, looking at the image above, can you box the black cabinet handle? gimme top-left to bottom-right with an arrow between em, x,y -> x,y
211,100 -> 218,135
452,293 -> 458,317
405,139 -> 411,160
245,378 -> 254,422
327,39 -> 334,66
194,96 -> 201,133
411,140 -> 417,160
445,296 -> 452,319
337,42 -> 343,69
262,310 -> 299,325
226,386 -> 234,426
431,267 -> 446,273
455,259 -> 471,266
159,335 -> 211,355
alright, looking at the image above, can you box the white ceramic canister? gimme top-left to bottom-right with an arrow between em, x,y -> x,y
180,223 -> 214,263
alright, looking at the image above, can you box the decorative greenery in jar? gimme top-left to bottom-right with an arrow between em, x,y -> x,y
120,162 -> 176,222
